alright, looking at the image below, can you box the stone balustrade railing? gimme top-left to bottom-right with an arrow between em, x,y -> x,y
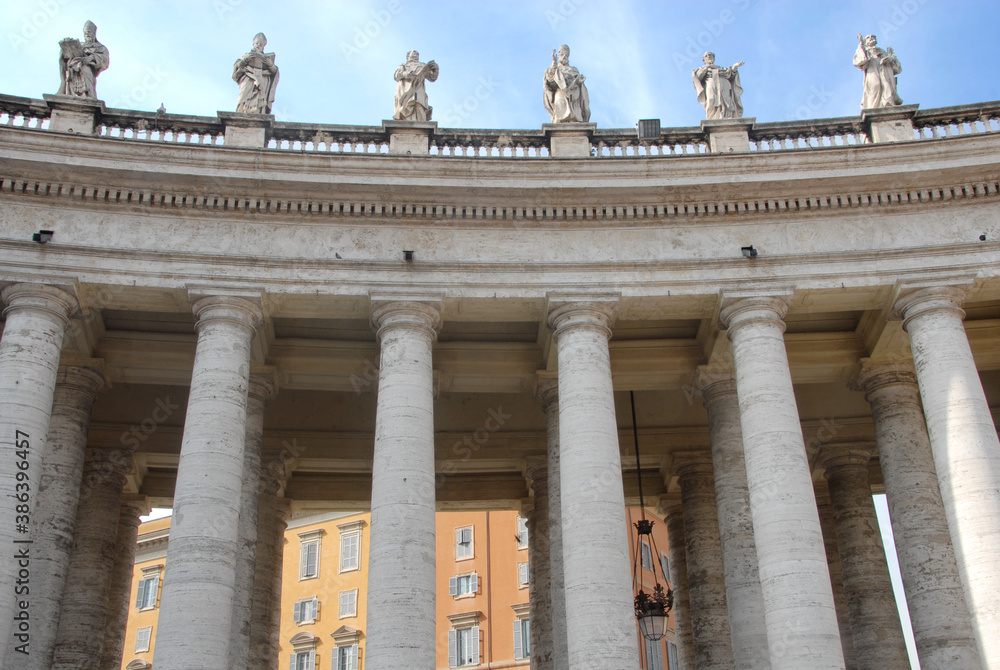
1,93 -> 998,157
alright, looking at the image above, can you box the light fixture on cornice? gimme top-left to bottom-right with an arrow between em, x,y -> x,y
741,245 -> 758,258
32,230 -> 53,244
403,250 -> 414,261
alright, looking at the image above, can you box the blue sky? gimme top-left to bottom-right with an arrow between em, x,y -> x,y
4,0 -> 998,129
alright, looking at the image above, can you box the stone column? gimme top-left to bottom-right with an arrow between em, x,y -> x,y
154,292 -> 263,670
268,498 -> 291,669
537,376 -> 569,670
51,446 -> 134,669
365,295 -> 442,670
230,371 -> 275,670
525,458 -> 554,670
816,443 -> 909,670
661,495 -> 694,670
547,295 -> 639,670
856,363 -> 980,668
697,373 -> 770,670
672,452 -> 735,670
0,283 -> 78,660
895,283 -> 1000,667
249,467 -> 282,670
100,495 -> 150,670
8,362 -> 104,669
815,491 -> 858,670
719,293 -> 845,670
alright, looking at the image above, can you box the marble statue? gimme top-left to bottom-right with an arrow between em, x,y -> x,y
233,33 -> 279,115
57,20 -> 109,98
393,50 -> 439,121
543,44 -> 590,123
693,52 -> 744,120
854,34 -> 902,109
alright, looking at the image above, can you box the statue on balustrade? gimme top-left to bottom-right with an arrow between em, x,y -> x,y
543,44 -> 591,123
233,33 -> 279,115
693,52 -> 744,120
393,50 -> 439,122
57,20 -> 109,98
854,34 -> 902,109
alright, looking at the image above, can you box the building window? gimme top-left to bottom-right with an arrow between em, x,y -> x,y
297,529 -> 324,581
513,618 -> 530,660
645,637 -> 664,670
290,650 -> 315,670
335,644 -> 358,670
135,566 -> 162,611
516,516 -> 529,548
338,589 -> 358,618
455,526 -> 474,560
667,641 -> 679,670
448,625 -> 480,667
134,625 -> 152,653
641,541 -> 654,571
449,572 -> 479,598
292,597 -> 319,624
660,552 -> 671,582
517,561 -> 529,587
338,521 -> 363,573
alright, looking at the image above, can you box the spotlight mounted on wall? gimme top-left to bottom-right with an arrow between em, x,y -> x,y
637,119 -> 661,140
403,250 -> 414,262
741,245 -> 758,258
980,234 -> 987,241
33,230 -> 54,244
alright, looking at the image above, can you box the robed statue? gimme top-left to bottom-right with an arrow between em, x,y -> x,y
543,44 -> 590,123
853,34 -> 902,109
234,32 -> 279,114
693,52 -> 744,120
58,20 -> 109,98
393,50 -> 439,122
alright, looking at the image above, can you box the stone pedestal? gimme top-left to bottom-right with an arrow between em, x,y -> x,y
0,282 -> 79,661
816,443 -> 909,670
365,294 -> 442,670
384,120 -> 437,155
661,495 -> 695,670
856,362 -> 980,668
698,373 -> 770,670
43,94 -> 105,135
543,123 -> 596,158
548,294 -> 638,669
525,459 -> 554,670
861,105 -> 918,143
702,118 -> 755,153
719,292 -> 845,670
219,111 -> 274,148
100,496 -> 150,670
154,291 -> 263,670
895,282 -> 1000,667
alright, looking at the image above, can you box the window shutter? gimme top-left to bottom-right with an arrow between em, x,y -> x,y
448,630 -> 457,668
472,625 -> 480,664
307,650 -> 315,670
293,600 -> 302,623
463,527 -> 472,544
148,576 -> 159,607
513,620 -> 523,659
135,579 -> 146,608
299,544 -> 309,578
310,597 -> 318,620
470,572 -> 478,593
347,645 -> 358,670
289,654 -> 296,670
307,543 -> 318,576
449,576 -> 458,596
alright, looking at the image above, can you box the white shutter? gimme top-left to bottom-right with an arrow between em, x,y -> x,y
472,625 -> 480,664
135,579 -> 146,608
293,600 -> 302,623
289,654 -> 296,670
448,630 -> 457,668
470,572 -> 478,593
346,645 -> 358,670
299,544 -> 309,578
309,597 -> 318,620
449,576 -> 458,596
307,650 -> 315,670
148,576 -> 159,607
307,543 -> 318,576
512,619 -> 523,659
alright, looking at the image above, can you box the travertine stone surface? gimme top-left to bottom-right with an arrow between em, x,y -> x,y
0,282 -> 78,662
662,495 -> 695,670
230,372 -> 275,670
548,295 -> 638,670
153,293 -> 262,670
816,491 -> 859,670
249,469 -> 282,670
50,447 -> 133,670
268,499 -> 291,667
896,283 -> 1000,668
816,443 -> 909,670
537,377 -> 569,670
100,496 -> 149,670
7,364 -> 103,670
366,296 -> 442,670
857,363 -> 981,669
525,458 -> 554,670
698,374 -> 770,670
672,452 -> 735,669
719,293 -> 845,670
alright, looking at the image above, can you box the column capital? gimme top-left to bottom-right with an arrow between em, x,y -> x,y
855,359 -> 918,395
670,450 -> 715,481
891,279 -> 973,327
546,293 -> 618,339
1,282 -> 80,326
534,372 -> 559,413
274,498 -> 292,524
55,360 -> 107,396
815,442 -> 876,476
694,366 -> 737,402
248,367 -> 278,403
658,492 -> 683,521
370,292 -> 443,342
524,456 -> 548,494
119,494 -> 151,522
718,290 -> 793,335
190,293 -> 264,333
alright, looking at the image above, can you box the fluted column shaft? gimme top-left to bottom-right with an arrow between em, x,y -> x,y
858,364 -> 980,668
0,283 -> 78,661
526,460 -> 554,670
816,491 -> 858,670
673,454 -> 735,669
51,447 -> 133,669
366,297 -> 441,670
154,294 -> 262,670
699,376 -> 770,670
99,496 -> 149,670
720,294 -> 844,670
817,444 -> 909,670
249,470 -> 281,670
230,373 -> 274,670
896,284 -> 1000,667
662,497 -> 694,670
548,296 -> 638,670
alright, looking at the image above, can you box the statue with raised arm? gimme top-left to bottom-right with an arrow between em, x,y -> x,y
393,50 -> 439,121
854,33 -> 902,109
57,20 -> 109,98
693,52 -> 744,120
233,32 -> 279,114
543,44 -> 591,123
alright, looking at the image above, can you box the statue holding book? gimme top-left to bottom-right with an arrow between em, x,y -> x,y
234,33 -> 279,115
58,20 -> 109,98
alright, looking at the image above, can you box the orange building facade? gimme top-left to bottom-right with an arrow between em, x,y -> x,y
121,509 -> 675,669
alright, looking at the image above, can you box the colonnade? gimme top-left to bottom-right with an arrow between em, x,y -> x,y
1,282 -> 999,669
